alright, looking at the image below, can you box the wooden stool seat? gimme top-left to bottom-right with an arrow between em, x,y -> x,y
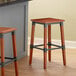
31,18 -> 64,24
0,27 -> 18,76
0,27 -> 16,33
29,17 -> 66,69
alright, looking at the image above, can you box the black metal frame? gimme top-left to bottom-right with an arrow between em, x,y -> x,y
0,57 -> 17,67
30,43 -> 65,52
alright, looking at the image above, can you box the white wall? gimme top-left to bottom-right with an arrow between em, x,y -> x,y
28,0 -> 76,41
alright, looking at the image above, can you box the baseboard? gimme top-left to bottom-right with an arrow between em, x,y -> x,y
28,37 -> 76,49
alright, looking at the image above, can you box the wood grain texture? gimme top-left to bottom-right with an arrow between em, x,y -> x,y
31,18 -> 64,24
0,27 -> 16,33
0,48 -> 76,76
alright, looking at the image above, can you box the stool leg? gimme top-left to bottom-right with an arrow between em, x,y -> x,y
29,22 -> 35,65
48,24 -> 51,62
12,32 -> 19,76
44,24 -> 47,69
0,34 -> 5,76
60,22 -> 66,66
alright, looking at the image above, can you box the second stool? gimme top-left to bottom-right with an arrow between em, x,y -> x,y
29,18 -> 66,69
0,27 -> 18,76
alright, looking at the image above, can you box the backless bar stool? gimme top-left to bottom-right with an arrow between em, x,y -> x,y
0,27 -> 18,76
29,18 -> 66,69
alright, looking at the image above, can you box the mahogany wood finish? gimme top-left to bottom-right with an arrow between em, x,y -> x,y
12,32 -> 19,76
29,23 -> 35,65
60,25 -> 66,65
0,27 -> 18,76
44,26 -> 47,69
0,27 -> 16,33
0,36 -> 5,76
48,24 -> 51,62
29,18 -> 66,69
31,18 -> 64,24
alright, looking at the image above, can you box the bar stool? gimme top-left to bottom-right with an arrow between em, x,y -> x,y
29,18 -> 66,69
0,27 -> 18,76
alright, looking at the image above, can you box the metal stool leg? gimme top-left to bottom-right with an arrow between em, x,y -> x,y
12,31 -> 19,76
29,22 -> 35,65
48,24 -> 51,62
60,22 -> 66,66
44,24 -> 47,69
0,34 -> 5,76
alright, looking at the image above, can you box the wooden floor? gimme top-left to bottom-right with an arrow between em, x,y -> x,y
0,48 -> 76,76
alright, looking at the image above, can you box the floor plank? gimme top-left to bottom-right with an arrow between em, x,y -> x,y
0,48 -> 76,76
